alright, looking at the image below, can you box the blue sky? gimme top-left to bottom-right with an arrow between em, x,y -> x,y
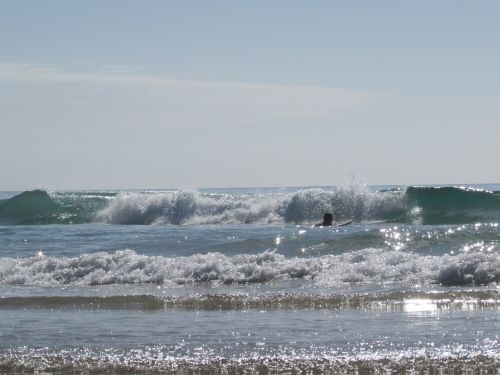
1,1 -> 499,189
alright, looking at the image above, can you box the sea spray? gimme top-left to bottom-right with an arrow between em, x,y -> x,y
95,190 -> 282,225
76,185 -> 407,225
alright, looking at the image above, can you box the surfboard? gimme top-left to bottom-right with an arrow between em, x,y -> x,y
337,219 -> 354,227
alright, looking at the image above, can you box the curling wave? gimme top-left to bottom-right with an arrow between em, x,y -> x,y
0,190 -> 112,224
406,186 -> 500,224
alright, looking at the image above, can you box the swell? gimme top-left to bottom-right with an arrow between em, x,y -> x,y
0,190 -> 112,224
1,290 -> 499,311
1,248 -> 500,287
0,190 -> 63,224
406,186 -> 500,224
1,185 -> 500,225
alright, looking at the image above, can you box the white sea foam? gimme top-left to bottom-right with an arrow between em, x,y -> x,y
1,247 -> 499,287
94,186 -> 405,225
94,191 -> 283,225
282,186 -> 404,223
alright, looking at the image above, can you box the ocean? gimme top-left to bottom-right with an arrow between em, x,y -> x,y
1,183 -> 500,373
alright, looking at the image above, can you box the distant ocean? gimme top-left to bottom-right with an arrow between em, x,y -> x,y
1,183 -> 500,373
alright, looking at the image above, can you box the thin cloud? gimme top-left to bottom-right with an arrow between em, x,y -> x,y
0,63 -> 369,98
0,63 -> 373,132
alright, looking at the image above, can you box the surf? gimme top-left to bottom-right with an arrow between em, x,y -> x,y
1,185 -> 499,225
2,247 -> 500,287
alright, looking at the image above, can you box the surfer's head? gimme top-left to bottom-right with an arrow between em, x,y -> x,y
322,213 -> 333,226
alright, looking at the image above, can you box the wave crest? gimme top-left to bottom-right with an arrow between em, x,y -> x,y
95,191 -> 282,225
96,186 -> 405,225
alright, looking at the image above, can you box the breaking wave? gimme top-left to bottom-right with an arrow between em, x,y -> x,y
2,247 -> 500,287
1,185 -> 499,225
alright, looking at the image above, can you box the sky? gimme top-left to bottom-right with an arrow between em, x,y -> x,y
0,0 -> 499,190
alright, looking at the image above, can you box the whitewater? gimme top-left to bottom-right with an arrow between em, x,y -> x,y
1,184 -> 500,373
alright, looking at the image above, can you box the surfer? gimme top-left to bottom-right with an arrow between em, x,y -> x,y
315,213 -> 333,227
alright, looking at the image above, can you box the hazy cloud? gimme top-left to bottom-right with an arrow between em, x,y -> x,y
0,63 -> 371,132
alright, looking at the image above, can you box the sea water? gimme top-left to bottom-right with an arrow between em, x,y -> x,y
1,184 -> 500,373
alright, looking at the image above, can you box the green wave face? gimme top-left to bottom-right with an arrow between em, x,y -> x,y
0,190 -> 112,224
0,190 -> 61,224
405,186 -> 500,224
